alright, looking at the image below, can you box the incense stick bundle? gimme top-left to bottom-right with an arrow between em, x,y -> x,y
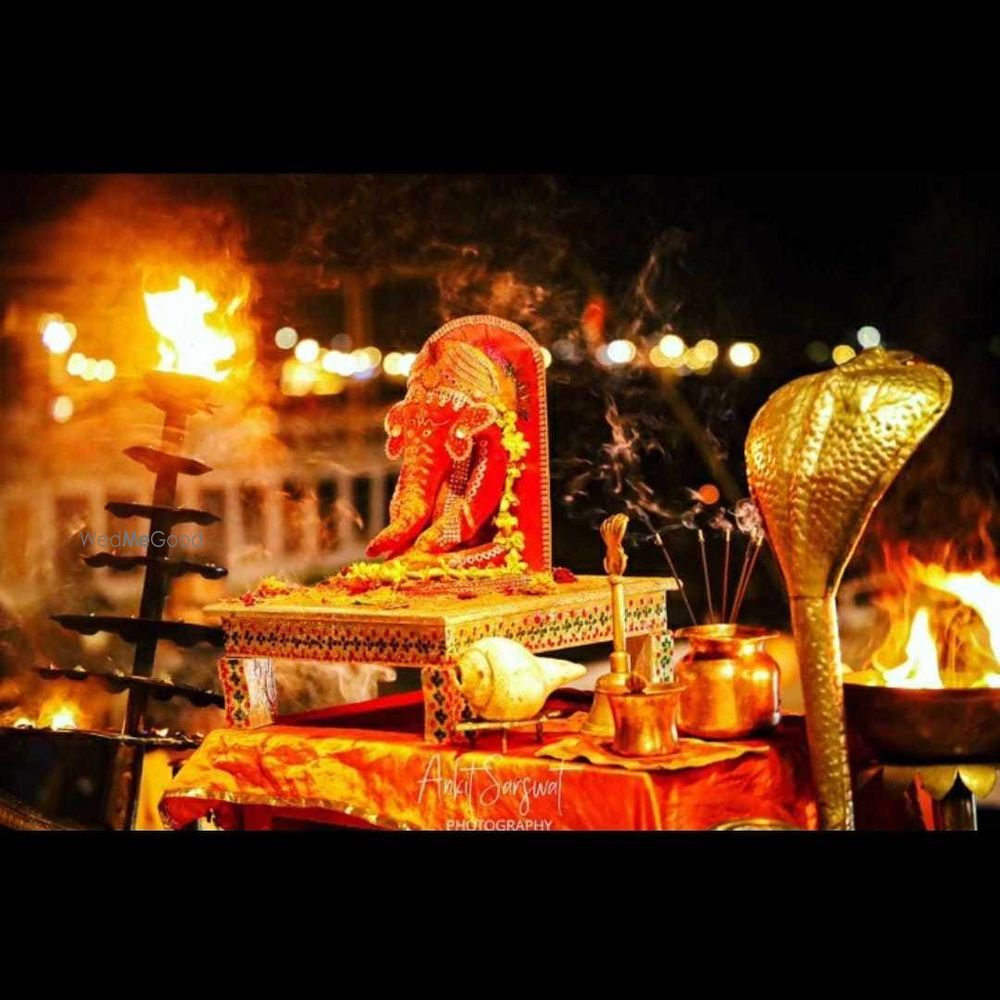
652,529 -> 697,625
729,535 -> 764,623
697,529 -> 716,623
720,527 -> 732,622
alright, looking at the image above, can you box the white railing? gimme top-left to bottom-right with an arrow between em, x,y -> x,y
0,462 -> 396,609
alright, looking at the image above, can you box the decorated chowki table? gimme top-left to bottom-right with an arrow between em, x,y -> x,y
210,316 -> 676,744
213,577 -> 674,743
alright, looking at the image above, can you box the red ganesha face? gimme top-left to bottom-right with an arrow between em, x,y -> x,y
366,395 -> 508,561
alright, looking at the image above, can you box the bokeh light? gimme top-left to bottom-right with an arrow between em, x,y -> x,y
352,346 -> 382,379
683,347 -> 713,374
41,318 -> 76,355
275,327 -> 298,350
322,350 -> 356,377
51,395 -> 74,422
95,359 -> 116,383
697,483 -> 721,504
281,359 -> 316,396
312,371 -> 346,396
806,341 -> 830,364
856,325 -> 881,348
294,338 -> 320,364
605,339 -> 637,364
552,338 -> 581,363
832,344 -> 857,365
540,347 -> 552,368
728,342 -> 760,368
694,338 -> 719,362
384,352 -> 417,378
659,333 -> 686,359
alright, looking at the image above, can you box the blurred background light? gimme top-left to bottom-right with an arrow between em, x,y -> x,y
294,338 -> 320,364
832,344 -> 857,365
605,339 -> 637,365
41,318 -> 76,355
806,340 -> 830,364
728,341 -> 760,368
383,351 -> 417,379
274,326 -> 298,350
856,325 -> 881,348
552,338 -> 581,363
351,346 -> 382,379
281,359 -> 316,396
322,350 -> 357,377
659,333 -> 686,359
51,395 -> 74,422
697,483 -> 721,504
694,338 -> 719,362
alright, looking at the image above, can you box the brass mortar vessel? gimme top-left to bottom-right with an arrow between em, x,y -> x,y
607,682 -> 685,757
674,624 -> 781,739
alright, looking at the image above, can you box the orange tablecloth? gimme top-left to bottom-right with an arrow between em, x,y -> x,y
161,693 -> 818,830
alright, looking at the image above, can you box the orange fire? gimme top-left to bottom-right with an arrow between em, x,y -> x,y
37,700 -> 80,730
864,549 -> 1000,690
144,275 -> 243,381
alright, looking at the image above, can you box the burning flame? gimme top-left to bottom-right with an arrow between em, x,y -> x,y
38,701 -> 79,730
881,608 -> 942,688
867,552 -> 1000,690
916,564 -> 1000,665
144,275 -> 240,381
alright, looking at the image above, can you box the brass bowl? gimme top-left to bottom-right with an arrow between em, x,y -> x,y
843,683 -> 1000,762
674,624 -> 781,739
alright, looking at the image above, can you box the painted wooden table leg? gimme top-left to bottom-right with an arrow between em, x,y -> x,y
421,665 -> 474,744
219,656 -> 278,728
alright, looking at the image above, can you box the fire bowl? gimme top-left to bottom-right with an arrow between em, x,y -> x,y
141,370 -> 218,415
844,682 -> 1000,762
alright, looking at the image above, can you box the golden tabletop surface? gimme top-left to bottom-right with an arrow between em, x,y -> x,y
207,575 -> 678,627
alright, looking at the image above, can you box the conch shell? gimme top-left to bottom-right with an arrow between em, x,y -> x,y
456,637 -> 587,721
745,349 -> 951,830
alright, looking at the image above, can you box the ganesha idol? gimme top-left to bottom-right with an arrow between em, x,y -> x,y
347,314 -> 553,590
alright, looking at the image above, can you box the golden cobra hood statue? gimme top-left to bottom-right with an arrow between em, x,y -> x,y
745,349 -> 952,830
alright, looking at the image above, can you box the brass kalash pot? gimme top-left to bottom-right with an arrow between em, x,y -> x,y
674,624 -> 780,739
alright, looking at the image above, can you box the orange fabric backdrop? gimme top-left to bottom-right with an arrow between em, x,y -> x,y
161,698 -> 818,831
